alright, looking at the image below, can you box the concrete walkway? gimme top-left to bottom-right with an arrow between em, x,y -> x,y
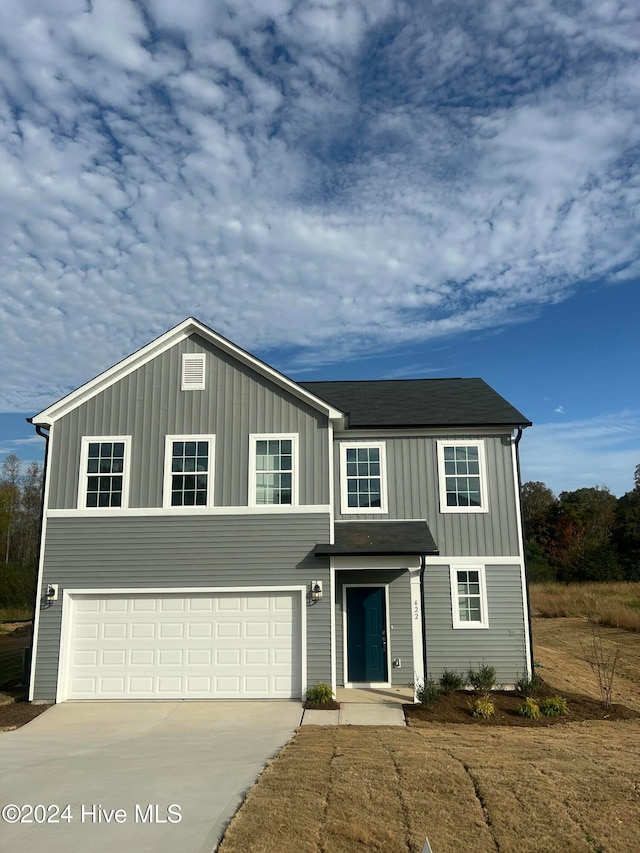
302,688 -> 412,726
302,702 -> 407,726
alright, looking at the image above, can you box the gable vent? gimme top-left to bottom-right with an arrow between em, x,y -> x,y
182,353 -> 206,390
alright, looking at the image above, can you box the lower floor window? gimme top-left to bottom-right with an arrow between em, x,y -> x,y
450,565 -> 488,628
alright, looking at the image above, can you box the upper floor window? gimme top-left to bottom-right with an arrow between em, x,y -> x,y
181,353 -> 206,390
249,434 -> 298,506
450,566 -> 489,629
340,442 -> 387,514
79,437 -> 131,509
437,440 -> 488,513
164,435 -> 215,508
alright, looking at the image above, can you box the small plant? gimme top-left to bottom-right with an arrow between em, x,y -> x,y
467,663 -> 496,693
305,682 -> 334,704
439,669 -> 465,694
583,618 -> 620,708
416,679 -> 440,708
540,696 -> 569,717
469,695 -> 495,718
518,698 -> 542,719
515,673 -> 543,698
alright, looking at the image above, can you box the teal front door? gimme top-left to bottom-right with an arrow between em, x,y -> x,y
346,586 -> 388,683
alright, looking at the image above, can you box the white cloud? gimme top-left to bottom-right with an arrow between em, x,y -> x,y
0,1 -> 639,410
520,410 -> 640,497
554,406 -> 565,415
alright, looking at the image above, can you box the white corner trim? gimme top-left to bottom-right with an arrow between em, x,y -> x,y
77,436 -> 132,511
328,421 -> 335,544
409,571 -> 424,693
511,435 -> 533,677
449,564 -> 489,629
162,435 -> 216,509
436,439 -> 489,514
248,433 -> 299,508
339,441 -> 388,515
28,423 -> 54,701
330,561 -> 337,694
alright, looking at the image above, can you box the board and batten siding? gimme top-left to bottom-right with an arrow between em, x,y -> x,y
423,563 -> 527,684
334,570 -> 413,687
334,434 -> 519,557
47,334 -> 330,510
33,513 -> 330,702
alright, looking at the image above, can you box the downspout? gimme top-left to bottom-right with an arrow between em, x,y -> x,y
419,554 -> 427,683
25,420 -> 49,686
514,427 -> 535,675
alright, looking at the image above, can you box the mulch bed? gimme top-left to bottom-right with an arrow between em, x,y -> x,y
0,699 -> 52,731
303,700 -> 341,710
404,681 -> 640,727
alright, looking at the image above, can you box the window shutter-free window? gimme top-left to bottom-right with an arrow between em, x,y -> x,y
181,353 -> 206,390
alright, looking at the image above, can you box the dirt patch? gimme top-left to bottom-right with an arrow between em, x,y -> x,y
0,700 -> 50,731
404,681 -> 639,727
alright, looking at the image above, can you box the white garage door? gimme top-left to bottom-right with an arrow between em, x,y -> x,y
61,591 -> 301,700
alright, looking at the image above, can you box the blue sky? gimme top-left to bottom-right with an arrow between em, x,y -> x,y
0,0 -> 638,496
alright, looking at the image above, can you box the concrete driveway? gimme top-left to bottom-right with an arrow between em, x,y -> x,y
0,701 -> 303,853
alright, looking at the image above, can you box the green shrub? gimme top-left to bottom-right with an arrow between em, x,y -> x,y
305,683 -> 334,704
416,679 -> 440,708
439,669 -> 465,694
515,673 -> 543,698
518,698 -> 542,719
467,663 -> 496,693
540,696 -> 569,717
468,695 -> 495,718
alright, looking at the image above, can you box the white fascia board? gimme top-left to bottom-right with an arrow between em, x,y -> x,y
31,317 -> 344,425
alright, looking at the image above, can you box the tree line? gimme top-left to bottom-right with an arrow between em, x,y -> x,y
522,464 -> 640,583
0,453 -> 44,611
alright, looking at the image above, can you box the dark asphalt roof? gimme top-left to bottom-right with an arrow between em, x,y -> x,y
299,379 -> 531,428
315,521 -> 438,556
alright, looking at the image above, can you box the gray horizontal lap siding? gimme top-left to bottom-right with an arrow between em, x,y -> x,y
334,434 -> 519,557
335,570 -> 412,687
33,513 -> 330,702
48,334 -> 330,510
423,564 -> 527,684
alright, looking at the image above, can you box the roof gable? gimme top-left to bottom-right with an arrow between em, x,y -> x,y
30,318 -> 344,426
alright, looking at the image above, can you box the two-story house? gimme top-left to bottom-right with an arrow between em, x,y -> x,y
27,317 -> 533,703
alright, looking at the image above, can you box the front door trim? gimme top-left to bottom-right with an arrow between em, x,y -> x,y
342,582 -> 391,688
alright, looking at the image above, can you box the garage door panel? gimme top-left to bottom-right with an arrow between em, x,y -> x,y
64,591 -> 301,700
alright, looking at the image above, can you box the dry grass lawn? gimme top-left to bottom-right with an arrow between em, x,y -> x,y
219,616 -> 640,853
531,581 -> 640,631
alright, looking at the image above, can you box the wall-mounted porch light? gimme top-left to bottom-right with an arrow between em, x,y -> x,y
309,580 -> 323,604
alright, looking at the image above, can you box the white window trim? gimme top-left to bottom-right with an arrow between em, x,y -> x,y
449,564 -> 489,629
78,436 -> 132,511
248,433 -> 299,508
437,439 -> 488,514
339,441 -> 388,515
181,352 -> 206,391
163,434 -> 216,509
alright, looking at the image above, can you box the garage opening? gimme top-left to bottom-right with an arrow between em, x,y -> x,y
59,590 -> 303,700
